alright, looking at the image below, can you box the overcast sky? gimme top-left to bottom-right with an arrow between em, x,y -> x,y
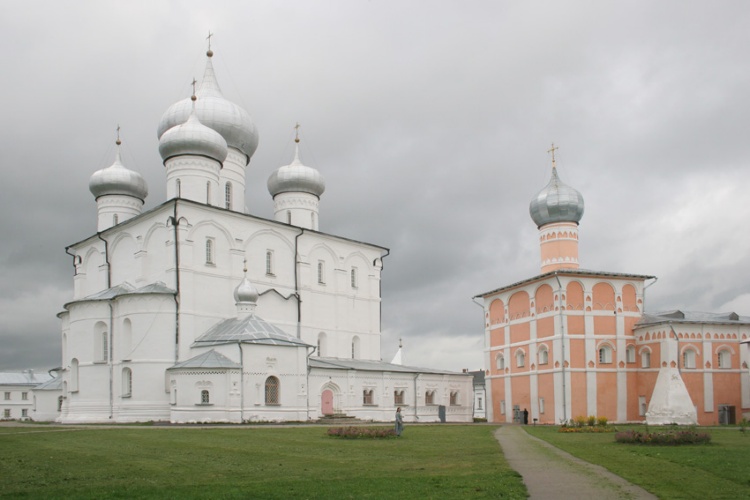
2,1 -> 750,373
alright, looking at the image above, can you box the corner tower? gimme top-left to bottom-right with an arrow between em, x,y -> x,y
529,144 -> 584,273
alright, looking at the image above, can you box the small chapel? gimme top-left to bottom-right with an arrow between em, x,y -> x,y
476,147 -> 750,426
57,44 -> 472,424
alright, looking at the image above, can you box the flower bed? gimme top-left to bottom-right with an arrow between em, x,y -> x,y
558,415 -> 614,433
327,426 -> 398,439
615,428 -> 711,445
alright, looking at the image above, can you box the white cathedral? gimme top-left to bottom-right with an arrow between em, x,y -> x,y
57,47 -> 472,424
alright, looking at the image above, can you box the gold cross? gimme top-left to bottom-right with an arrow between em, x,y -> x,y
116,124 -> 121,145
206,31 -> 213,51
191,78 -> 197,95
547,143 -> 559,168
294,122 -> 301,143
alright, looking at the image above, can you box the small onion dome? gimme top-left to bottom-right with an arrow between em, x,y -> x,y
89,142 -> 148,201
234,277 -> 259,304
267,143 -> 325,198
158,107 -> 228,164
157,52 -> 258,162
529,167 -> 584,228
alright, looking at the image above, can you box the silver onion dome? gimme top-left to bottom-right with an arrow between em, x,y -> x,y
234,277 -> 259,304
529,166 -> 584,228
157,51 -> 258,163
89,141 -> 148,201
267,143 -> 326,198
158,103 -> 228,164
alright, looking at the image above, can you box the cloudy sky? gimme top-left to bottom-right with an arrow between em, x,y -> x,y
2,1 -> 750,373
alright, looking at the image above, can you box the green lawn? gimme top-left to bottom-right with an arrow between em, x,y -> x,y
0,425 -> 526,499
525,425 -> 750,500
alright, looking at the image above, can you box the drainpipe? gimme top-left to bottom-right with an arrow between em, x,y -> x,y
669,323 -> 680,374
96,232 -> 114,420
168,202 -> 181,362
553,272 -> 568,424
643,277 -> 658,312
294,229 -> 304,339
238,342 -> 244,423
375,249 -> 390,341
413,373 -> 420,422
306,346 -> 317,421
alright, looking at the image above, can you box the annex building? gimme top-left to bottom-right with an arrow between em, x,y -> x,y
476,152 -> 750,426
57,46 -> 471,424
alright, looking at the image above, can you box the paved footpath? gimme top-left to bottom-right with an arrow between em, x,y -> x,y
494,425 -> 657,500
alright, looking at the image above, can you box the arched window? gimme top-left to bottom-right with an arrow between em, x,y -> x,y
206,181 -> 211,205
121,318 -> 132,360
176,179 -> 181,197
425,390 -> 435,405
351,267 -> 358,288
225,182 -> 232,209
265,376 -> 280,405
538,346 -> 549,365
94,321 -> 108,362
394,390 -> 405,405
317,332 -> 327,357
683,349 -> 696,369
626,345 -> 636,363
496,353 -> 505,370
718,349 -> 731,369
641,350 -> 651,368
317,261 -> 325,284
352,336 -> 361,359
201,389 -> 210,404
122,368 -> 132,398
205,238 -> 214,265
598,344 -> 613,364
286,211 -> 292,224
265,250 -> 274,276
70,358 -> 79,392
515,350 -> 525,368
363,389 -> 374,405
449,391 -> 459,406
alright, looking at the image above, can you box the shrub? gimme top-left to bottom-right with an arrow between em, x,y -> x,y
597,416 -> 608,427
587,415 -> 597,427
327,426 -> 397,439
615,428 -> 711,445
572,416 -> 587,428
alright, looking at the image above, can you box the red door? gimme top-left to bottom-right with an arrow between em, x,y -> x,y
321,389 -> 334,415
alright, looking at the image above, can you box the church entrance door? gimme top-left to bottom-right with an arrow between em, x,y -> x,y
321,389 -> 334,415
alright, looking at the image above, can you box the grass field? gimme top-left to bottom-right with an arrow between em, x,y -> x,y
0,424 -> 526,499
525,425 -> 750,500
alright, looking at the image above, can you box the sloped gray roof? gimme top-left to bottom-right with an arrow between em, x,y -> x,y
193,315 -> 312,348
637,310 -> 750,327
468,370 -> 485,387
309,357 -> 467,376
0,371 -> 53,386
66,281 -> 175,306
34,376 -> 63,391
169,350 -> 241,370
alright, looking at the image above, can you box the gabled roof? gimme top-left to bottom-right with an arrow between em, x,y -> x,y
309,357 -> 467,376
193,315 -> 312,348
34,376 -> 63,391
636,310 -> 750,328
474,268 -> 655,299
169,350 -> 241,370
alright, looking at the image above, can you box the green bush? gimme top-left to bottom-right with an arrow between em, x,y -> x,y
615,428 -> 711,445
327,426 -> 397,439
597,416 -> 608,427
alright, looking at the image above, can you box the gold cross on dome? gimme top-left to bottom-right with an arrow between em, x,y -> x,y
547,143 -> 559,168
294,122 -> 301,143
207,31 -> 214,50
191,78 -> 197,95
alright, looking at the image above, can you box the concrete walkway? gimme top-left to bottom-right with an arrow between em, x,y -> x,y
494,425 -> 657,500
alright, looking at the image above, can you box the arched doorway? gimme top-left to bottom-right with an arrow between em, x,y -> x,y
321,389 -> 334,415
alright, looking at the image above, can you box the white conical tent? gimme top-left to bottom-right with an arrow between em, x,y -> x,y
645,367 -> 698,425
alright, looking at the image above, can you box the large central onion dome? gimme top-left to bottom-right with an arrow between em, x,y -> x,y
529,165 -> 584,228
157,50 -> 259,163
267,142 -> 325,198
158,97 -> 228,164
89,140 -> 148,201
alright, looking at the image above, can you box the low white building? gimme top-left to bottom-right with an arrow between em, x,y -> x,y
0,370 -> 53,421
57,45 -> 472,424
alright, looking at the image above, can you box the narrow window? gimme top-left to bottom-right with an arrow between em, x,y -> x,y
266,250 -> 274,276
225,182 -> 232,209
206,181 -> 211,205
363,389 -> 373,405
500,400 -> 506,415
641,350 -> 651,368
639,396 -> 647,416
70,358 -> 79,392
122,368 -> 132,398
598,345 -> 612,364
176,179 -> 181,197
539,397 -> 545,414
3,392 -> 9,400
286,211 -> 291,224
21,392 -> 28,401
718,350 -> 731,369
57,396 -> 63,412
265,376 -> 280,405
626,345 -> 636,363
683,349 -> 696,369
394,390 -> 405,405
450,391 -> 459,406
516,350 -> 525,368
205,238 -> 214,265
317,260 -> 325,284
102,331 -> 109,361
538,347 -> 548,365
351,267 -> 358,288
478,397 -> 483,410
113,214 -> 119,226
496,354 -> 505,370
201,389 -> 210,404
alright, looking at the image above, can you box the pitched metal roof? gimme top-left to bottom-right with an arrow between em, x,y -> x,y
34,376 -> 63,391
192,314 -> 312,348
169,350 -> 241,370
65,281 -> 175,307
0,371 -> 53,386
636,310 -> 750,328
309,357 -> 467,376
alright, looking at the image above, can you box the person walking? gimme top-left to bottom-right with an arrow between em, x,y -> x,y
395,407 -> 404,436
